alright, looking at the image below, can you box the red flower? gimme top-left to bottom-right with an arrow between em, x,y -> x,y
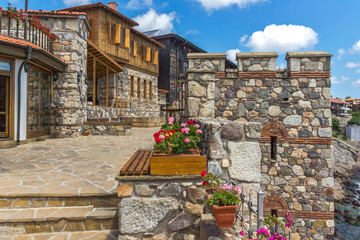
201,171 -> 207,177
155,137 -> 161,143
187,120 -> 193,125
177,128 -> 182,132
202,181 -> 208,186
169,130 -> 175,135
193,120 -> 197,123
153,132 -> 159,138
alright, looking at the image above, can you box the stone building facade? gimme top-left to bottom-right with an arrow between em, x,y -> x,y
185,52 -> 334,239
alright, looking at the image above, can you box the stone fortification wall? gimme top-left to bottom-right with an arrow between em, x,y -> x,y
186,52 -> 334,240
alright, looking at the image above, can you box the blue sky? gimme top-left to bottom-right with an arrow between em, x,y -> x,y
4,0 -> 360,99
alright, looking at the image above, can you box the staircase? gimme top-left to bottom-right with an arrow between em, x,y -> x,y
0,195 -> 119,239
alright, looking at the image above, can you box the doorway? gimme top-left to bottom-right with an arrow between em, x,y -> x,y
0,76 -> 9,138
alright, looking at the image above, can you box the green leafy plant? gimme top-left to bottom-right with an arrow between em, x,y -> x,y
201,171 -> 220,189
153,117 -> 202,154
332,117 -> 340,131
205,190 -> 240,207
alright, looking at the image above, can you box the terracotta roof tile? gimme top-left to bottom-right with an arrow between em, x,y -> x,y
331,98 -> 347,104
0,35 -> 64,63
27,10 -> 86,16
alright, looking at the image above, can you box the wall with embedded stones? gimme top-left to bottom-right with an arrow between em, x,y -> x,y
186,52 -> 335,240
42,15 -> 89,138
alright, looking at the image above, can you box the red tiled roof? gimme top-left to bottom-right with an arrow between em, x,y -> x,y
1,9 -> 86,16
27,10 -> 86,16
60,2 -> 138,26
331,98 -> 347,104
345,98 -> 354,101
0,35 -> 64,63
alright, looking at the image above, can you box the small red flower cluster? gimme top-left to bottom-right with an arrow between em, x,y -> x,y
187,120 -> 197,125
153,129 -> 175,143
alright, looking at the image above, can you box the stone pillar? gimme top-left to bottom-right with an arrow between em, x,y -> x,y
236,52 -> 278,72
49,17 -> 89,138
286,51 -> 332,73
186,53 -> 226,119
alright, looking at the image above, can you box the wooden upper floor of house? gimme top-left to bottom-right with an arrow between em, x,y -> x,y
62,1 -> 164,76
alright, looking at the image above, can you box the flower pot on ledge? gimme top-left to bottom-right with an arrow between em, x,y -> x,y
209,204 -> 237,228
7,11 -> 18,18
150,150 -> 206,176
30,19 -> 42,29
41,27 -> 50,35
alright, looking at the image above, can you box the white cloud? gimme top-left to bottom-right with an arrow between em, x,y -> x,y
337,48 -> 345,60
350,40 -> 360,53
345,62 -> 360,68
331,76 -> 340,84
194,0 -> 267,12
244,24 -> 318,53
226,49 -> 240,64
341,76 -> 350,81
351,79 -> 360,88
63,0 -> 90,6
126,0 -> 152,10
185,30 -> 199,35
133,8 -> 176,34
239,34 -> 248,43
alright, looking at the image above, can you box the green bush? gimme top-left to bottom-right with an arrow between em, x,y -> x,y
341,135 -> 348,141
332,118 -> 340,131
347,115 -> 360,126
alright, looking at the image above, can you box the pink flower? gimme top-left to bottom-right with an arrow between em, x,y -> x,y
239,231 -> 244,236
184,138 -> 190,143
159,135 -> 165,140
268,233 -> 287,240
196,129 -> 202,134
181,128 -> 190,134
256,228 -> 270,236
181,123 -> 188,127
194,124 -> 200,128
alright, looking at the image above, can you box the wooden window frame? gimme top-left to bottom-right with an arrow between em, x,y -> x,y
120,27 -> 125,46
149,81 -> 152,100
130,40 -> 135,55
109,22 -> 116,42
143,80 -> 147,99
137,78 -> 141,99
130,76 -> 134,97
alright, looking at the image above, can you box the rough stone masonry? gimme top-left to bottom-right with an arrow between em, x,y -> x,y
186,52 -> 334,240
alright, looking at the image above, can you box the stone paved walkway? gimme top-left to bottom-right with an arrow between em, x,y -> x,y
0,128 -> 157,197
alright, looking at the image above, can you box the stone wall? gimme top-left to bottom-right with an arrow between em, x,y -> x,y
117,176 -> 207,240
45,16 -> 89,138
186,52 -> 334,240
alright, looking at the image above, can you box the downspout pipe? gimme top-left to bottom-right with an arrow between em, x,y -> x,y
17,46 -> 32,145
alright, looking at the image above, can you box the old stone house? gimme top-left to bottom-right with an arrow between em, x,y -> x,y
0,2 -> 166,145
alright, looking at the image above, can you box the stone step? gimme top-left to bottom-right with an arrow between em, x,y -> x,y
0,229 -> 120,240
0,207 -> 118,234
0,195 -> 118,209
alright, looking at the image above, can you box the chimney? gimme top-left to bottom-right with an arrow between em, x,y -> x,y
107,2 -> 118,11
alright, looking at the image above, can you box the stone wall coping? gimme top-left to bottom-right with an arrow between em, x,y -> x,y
115,174 -> 202,182
187,53 -> 227,59
236,52 -> 278,59
285,51 -> 332,59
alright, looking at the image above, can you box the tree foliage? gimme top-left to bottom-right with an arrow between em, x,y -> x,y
332,118 -> 340,131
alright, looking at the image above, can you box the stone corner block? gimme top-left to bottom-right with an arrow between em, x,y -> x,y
118,184 -> 133,198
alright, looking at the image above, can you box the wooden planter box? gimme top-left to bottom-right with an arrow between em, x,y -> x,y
150,152 -> 207,176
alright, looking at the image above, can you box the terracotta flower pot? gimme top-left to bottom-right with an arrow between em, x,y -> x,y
7,11 -> 17,18
48,33 -> 58,41
30,19 -> 42,29
209,204 -> 237,228
41,27 -> 50,35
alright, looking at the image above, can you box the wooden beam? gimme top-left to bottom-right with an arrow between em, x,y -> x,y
93,58 -> 96,106
106,66 -> 109,107
87,51 -> 119,74
116,70 -> 118,108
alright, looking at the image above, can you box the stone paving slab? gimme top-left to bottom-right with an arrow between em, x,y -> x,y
0,128 -> 157,197
0,230 -> 119,240
0,207 -> 117,223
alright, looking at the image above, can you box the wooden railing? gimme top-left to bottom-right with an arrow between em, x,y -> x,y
0,11 -> 54,53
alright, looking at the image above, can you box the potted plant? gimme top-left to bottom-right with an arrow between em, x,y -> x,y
150,117 -> 207,175
7,3 -> 19,18
30,16 -> 42,29
41,25 -> 51,35
202,172 -> 241,228
177,79 -> 181,87
48,33 -> 59,41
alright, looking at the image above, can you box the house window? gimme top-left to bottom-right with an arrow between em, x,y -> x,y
121,28 -> 125,45
137,78 -> 141,99
144,80 -> 147,99
149,81 -> 152,100
130,40 -> 134,54
130,76 -> 134,97
271,136 -> 277,160
110,23 -> 116,42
